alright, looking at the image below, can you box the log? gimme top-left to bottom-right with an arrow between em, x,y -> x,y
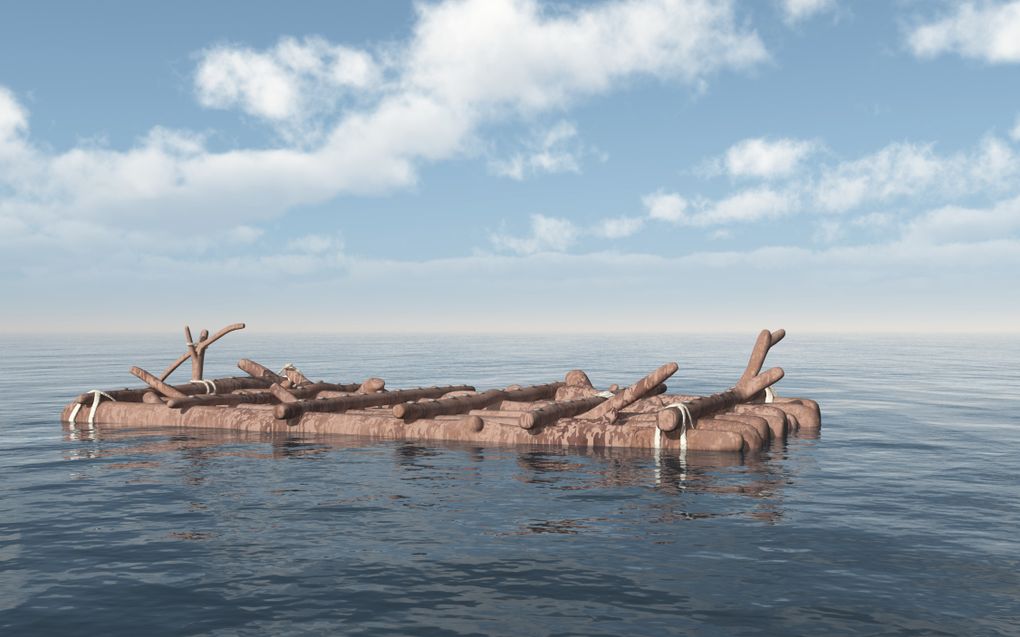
74,375 -> 271,404
393,382 -> 564,423
270,383 -> 299,404
519,396 -> 608,430
656,330 -> 785,432
167,392 -> 277,409
237,358 -> 286,384
579,362 -> 678,422
276,385 -> 475,420
130,366 -> 188,399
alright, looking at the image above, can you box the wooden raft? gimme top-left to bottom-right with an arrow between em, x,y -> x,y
62,324 -> 821,453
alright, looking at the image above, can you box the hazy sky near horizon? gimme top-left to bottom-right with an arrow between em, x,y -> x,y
1,0 -> 1018,333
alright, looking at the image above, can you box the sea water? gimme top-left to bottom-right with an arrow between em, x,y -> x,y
1,333 -> 1018,635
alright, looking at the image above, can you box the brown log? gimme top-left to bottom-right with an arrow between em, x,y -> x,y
237,358 -> 286,384
130,366 -> 188,399
580,362 -> 678,422
520,396 -> 608,430
393,382 -> 563,423
564,370 -> 594,388
270,383 -> 298,404
75,375 -> 271,404
277,385 -> 475,420
768,398 -> 821,429
730,404 -> 788,439
358,378 -> 385,393
695,418 -> 764,451
656,330 -> 786,431
167,392 -> 277,409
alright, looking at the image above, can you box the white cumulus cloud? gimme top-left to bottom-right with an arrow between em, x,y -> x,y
722,137 -> 818,178
643,191 -> 690,222
196,36 -> 380,126
907,1 -> 1020,63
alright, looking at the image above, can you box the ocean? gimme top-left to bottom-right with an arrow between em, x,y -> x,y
1,332 -> 1018,635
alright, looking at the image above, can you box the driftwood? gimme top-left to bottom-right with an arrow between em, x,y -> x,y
167,392 -> 276,409
276,385 -> 476,420
393,382 -> 564,423
520,396 -> 607,430
160,323 -> 245,381
656,330 -> 784,432
75,376 -> 271,405
130,366 -> 188,399
238,359 -> 286,384
579,362 -> 678,422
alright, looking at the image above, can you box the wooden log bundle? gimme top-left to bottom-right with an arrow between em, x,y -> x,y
61,324 -> 821,454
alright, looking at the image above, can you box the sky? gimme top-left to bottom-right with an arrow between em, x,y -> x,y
1,0 -> 1018,333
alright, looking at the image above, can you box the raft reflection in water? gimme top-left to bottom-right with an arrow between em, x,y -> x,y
62,425 -> 818,529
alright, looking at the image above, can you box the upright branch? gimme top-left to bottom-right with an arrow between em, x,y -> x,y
657,329 -> 785,432
160,323 -> 246,382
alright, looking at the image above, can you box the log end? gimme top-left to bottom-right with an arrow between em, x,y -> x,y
657,408 -> 680,432
358,377 -> 385,393
564,370 -> 593,388
519,412 -> 537,430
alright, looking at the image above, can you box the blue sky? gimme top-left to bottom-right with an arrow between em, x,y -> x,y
1,0 -> 1018,332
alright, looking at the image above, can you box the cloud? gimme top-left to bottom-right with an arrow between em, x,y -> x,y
490,120 -> 587,180
813,137 -> 1018,212
643,191 -> 689,222
779,0 -> 836,24
643,132 -> 1020,230
644,187 -> 797,226
0,86 -> 28,142
0,0 -> 769,264
1011,115 -> 1020,141
196,36 -> 380,127
594,216 -> 645,238
490,214 -> 579,254
907,1 -> 1020,63
902,194 -> 1020,245
718,137 -> 819,178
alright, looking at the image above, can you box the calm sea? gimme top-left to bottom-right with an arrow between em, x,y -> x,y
1,333 -> 1018,636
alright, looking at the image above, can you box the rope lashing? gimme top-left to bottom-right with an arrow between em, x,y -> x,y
68,390 -> 117,427
663,402 -> 693,454
191,379 -> 217,395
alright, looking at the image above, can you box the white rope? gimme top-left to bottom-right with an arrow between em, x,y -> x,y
67,402 -> 83,425
86,390 -> 116,427
764,386 -> 776,404
191,379 -> 217,395
664,402 -> 692,457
